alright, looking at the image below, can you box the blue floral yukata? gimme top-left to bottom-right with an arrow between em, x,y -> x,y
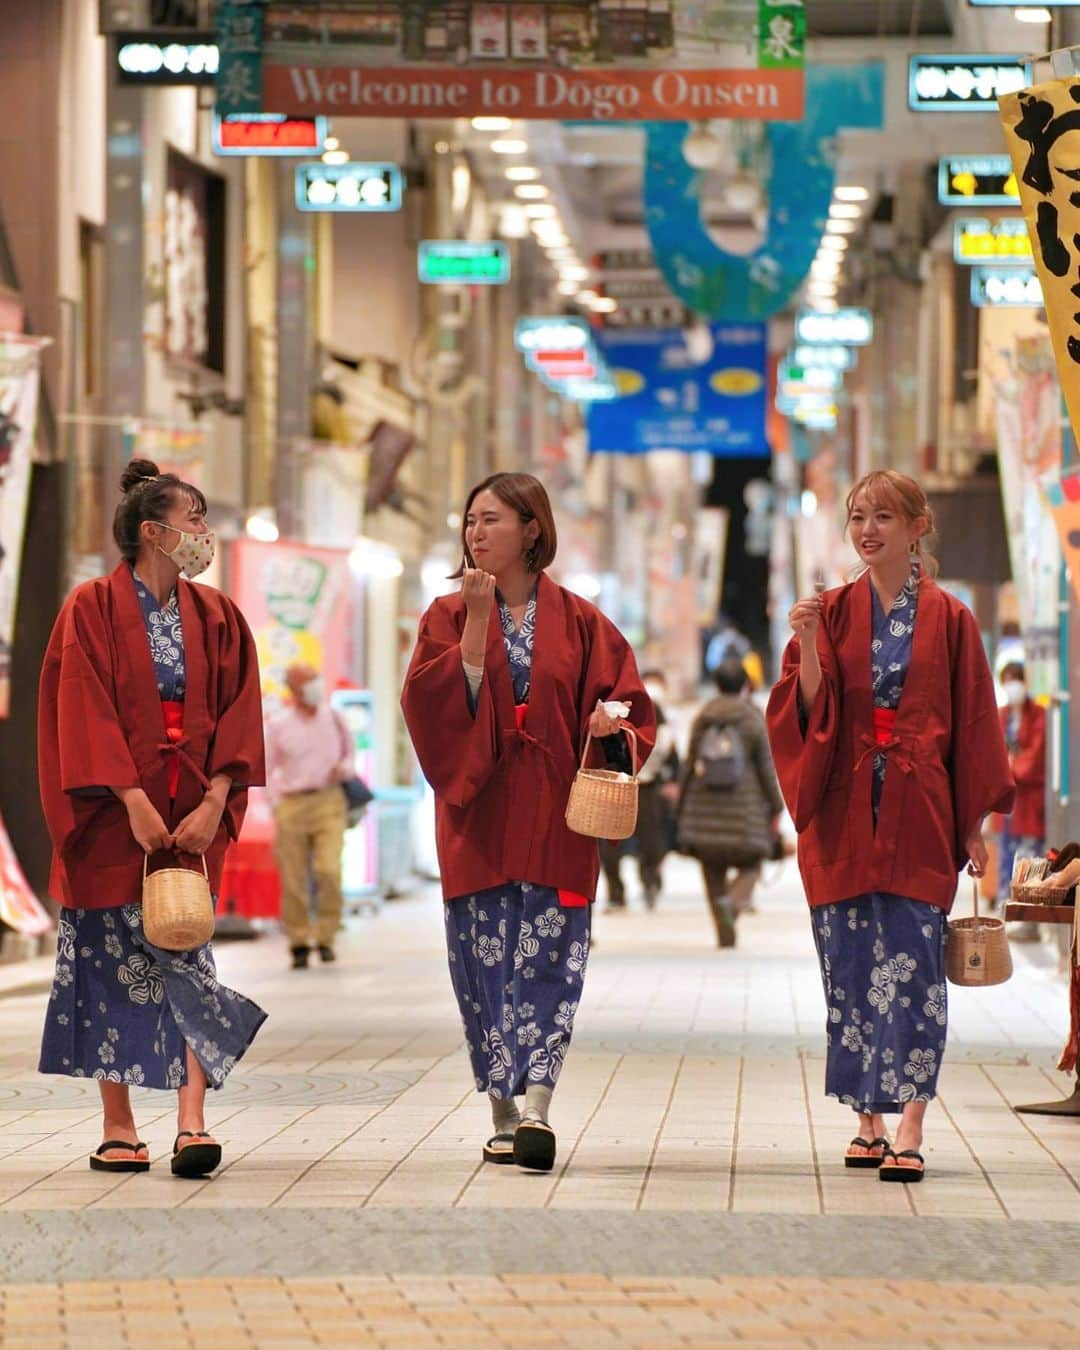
810,570 -> 948,1115
39,571 -> 267,1091
445,588 -> 591,1100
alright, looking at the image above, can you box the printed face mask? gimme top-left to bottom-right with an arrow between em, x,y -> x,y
299,676 -> 325,707
157,525 -> 216,579
1003,680 -> 1027,708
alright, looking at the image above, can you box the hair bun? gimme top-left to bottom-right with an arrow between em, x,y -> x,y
119,458 -> 161,495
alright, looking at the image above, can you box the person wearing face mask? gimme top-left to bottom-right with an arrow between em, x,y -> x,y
996,662 -> 1046,930
767,470 -> 1014,1184
264,663 -> 354,969
37,459 -> 267,1179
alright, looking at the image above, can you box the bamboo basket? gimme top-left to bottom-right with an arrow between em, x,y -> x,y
947,875 -> 1012,988
1009,882 -> 1074,906
565,725 -> 639,840
142,854 -> 214,952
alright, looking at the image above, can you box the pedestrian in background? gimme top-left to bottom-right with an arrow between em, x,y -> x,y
266,663 -> 353,969
37,459 -> 267,1179
676,660 -> 783,947
600,668 -> 679,910
401,472 -> 654,1173
767,470 -> 1013,1182
996,662 -> 1046,939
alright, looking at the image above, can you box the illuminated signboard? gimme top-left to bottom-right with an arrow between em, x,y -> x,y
214,113 -> 327,157
952,216 -> 1032,265
418,241 -> 510,285
779,363 -> 841,393
970,266 -> 1043,308
296,162 -> 403,212
908,56 -> 1030,112
116,33 -> 219,84
794,309 -> 873,347
513,316 -> 615,401
515,316 -> 593,352
789,343 -> 855,372
938,155 -> 1019,206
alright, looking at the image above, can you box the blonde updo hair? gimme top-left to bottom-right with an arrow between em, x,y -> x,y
845,470 -> 938,578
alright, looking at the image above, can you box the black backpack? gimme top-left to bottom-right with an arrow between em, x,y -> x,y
694,722 -> 747,791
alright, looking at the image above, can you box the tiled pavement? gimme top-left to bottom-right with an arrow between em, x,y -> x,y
1,857 -> 1078,1346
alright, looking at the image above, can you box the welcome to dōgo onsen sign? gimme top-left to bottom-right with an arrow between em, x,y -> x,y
261,64 -> 804,122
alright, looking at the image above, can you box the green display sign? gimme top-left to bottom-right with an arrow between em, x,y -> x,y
417,241 -> 510,285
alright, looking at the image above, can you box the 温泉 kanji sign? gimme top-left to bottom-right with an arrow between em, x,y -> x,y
219,1 -> 804,122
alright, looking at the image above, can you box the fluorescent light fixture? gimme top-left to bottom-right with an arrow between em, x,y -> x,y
819,234 -> 849,251
505,165 -> 540,181
321,148 -> 349,165
524,203 -> 556,218
560,265 -> 590,281
472,116 -> 513,131
514,184 -> 549,200
1014,7 -> 1051,22
499,204 -> 530,239
829,203 -> 862,220
591,297 -> 617,313
245,511 -> 279,543
557,280 -> 579,295
811,264 -> 841,280
491,138 -> 528,154
826,219 -> 858,235
834,185 -> 869,202
323,135 -> 340,151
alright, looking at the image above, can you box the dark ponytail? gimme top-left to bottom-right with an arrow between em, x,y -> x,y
112,458 -> 208,562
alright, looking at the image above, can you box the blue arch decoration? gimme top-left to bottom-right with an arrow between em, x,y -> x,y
643,64 -> 885,322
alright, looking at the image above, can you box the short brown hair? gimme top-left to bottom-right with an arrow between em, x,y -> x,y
845,469 -> 939,577
453,472 -> 558,577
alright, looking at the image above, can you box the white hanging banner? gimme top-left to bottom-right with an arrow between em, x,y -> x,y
0,335 -> 47,719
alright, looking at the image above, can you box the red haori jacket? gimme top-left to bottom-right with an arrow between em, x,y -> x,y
401,573 -> 656,904
766,574 -> 1015,914
1000,699 -> 1046,841
37,563 -> 265,910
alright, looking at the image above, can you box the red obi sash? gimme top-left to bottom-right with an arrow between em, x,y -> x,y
515,702 -> 589,909
161,700 -> 184,799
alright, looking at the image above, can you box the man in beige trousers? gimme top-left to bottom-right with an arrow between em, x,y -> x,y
266,663 -> 353,969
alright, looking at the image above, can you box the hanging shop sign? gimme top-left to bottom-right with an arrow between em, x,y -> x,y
938,155 -> 1019,206
794,308 -> 873,347
908,56 -> 1031,113
515,316 -> 593,353
216,2 -> 804,120
213,112 -> 326,156
296,162 -> 403,213
116,33 -> 219,84
587,323 -> 768,456
971,266 -> 1043,308
1001,74 -> 1080,445
513,317 -> 615,401
790,343 -> 855,372
952,216 -> 1032,265
417,241 -> 509,285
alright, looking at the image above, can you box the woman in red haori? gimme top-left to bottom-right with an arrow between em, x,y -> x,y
37,459 -> 266,1179
402,473 -> 654,1173
767,471 -> 1013,1183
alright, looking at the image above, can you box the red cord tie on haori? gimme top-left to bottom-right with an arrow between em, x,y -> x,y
158,701 -> 212,797
854,706 -> 913,776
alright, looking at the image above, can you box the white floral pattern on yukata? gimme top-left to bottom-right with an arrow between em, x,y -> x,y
498,588 -> 537,705
132,571 -> 186,699
810,563 -> 947,1115
444,882 -> 590,1099
39,903 -> 267,1090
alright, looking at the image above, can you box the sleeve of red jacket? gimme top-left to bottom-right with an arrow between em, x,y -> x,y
400,600 -> 499,808
950,605 -> 1016,867
37,594 -> 141,856
578,608 -> 656,768
207,597 -> 266,842
765,632 -> 842,832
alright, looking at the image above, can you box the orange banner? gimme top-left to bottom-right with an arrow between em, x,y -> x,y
263,64 -> 804,122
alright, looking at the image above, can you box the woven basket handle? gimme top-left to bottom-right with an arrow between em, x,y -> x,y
143,851 -> 210,880
580,723 -> 639,778
967,867 -> 979,921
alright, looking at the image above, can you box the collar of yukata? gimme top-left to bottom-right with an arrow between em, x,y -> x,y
133,569 -> 178,612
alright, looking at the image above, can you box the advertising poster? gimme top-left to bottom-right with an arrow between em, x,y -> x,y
0,812 -> 51,936
1000,77 -> 1080,447
0,341 -> 41,720
230,539 -> 353,712
122,420 -> 208,483
587,323 -> 768,456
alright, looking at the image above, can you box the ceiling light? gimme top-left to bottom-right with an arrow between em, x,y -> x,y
819,234 -> 849,251
724,173 -> 762,214
808,283 -> 838,298
834,185 -> 869,203
545,247 -> 575,259
811,262 -> 841,279
1014,7 -> 1052,22
829,203 -> 862,220
499,204 -> 530,239
591,297 -> 617,313
557,280 -> 578,296
682,123 -> 725,171
535,231 -> 569,248
560,265 -> 590,282
472,116 -> 513,131
323,135 -> 340,152
245,511 -> 279,543
524,203 -> 556,218
321,148 -> 349,165
577,289 -> 598,303
514,184 -> 549,200
491,138 -> 528,154
826,219 -> 858,235
505,165 -> 540,181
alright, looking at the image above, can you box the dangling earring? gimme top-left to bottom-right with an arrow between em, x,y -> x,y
909,541 -> 919,556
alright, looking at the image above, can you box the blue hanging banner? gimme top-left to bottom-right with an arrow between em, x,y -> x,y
587,323 -> 767,457
643,63 -> 884,322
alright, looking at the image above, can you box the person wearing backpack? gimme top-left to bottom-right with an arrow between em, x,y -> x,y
676,660 -> 784,947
